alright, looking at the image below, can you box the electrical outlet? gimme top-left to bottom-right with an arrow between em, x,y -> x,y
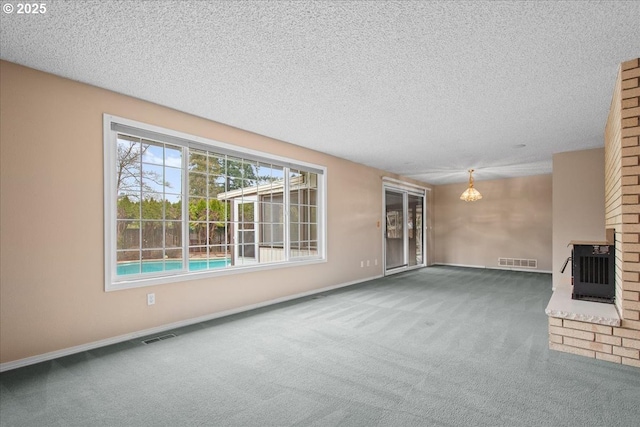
360,261 -> 364,268
147,293 -> 155,306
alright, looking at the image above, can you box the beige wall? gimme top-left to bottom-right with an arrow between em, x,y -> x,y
0,61 -> 433,365
433,174 -> 552,272
552,148 -> 606,290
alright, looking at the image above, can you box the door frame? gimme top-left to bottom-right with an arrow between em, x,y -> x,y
382,178 -> 428,276
233,196 -> 259,265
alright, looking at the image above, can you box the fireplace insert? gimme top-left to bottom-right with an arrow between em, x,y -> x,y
571,243 -> 615,304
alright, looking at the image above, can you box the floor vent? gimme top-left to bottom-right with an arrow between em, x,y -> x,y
498,258 -> 537,269
142,333 -> 177,345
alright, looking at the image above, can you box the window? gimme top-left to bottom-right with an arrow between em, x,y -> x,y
104,115 -> 326,290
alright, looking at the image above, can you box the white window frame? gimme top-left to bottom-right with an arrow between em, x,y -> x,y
104,114 -> 327,291
233,196 -> 259,265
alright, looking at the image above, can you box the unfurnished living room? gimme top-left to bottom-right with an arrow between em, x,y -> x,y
1,1 -> 639,426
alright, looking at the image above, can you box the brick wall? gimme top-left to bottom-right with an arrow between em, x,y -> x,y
549,318 -> 640,366
549,58 -> 640,368
605,63 -> 623,313
620,58 -> 640,330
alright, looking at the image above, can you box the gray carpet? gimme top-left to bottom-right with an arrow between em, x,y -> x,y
1,266 -> 639,426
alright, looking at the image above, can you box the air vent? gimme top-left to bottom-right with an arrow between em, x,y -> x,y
498,258 -> 537,269
142,333 -> 176,345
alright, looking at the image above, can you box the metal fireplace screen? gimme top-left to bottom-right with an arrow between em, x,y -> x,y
572,244 -> 615,304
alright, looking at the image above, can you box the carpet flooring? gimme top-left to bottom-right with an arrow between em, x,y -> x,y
1,266 -> 639,426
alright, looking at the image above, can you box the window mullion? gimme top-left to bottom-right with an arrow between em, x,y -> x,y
283,167 -> 290,262
162,147 -> 166,265
182,146 -> 189,272
138,143 -> 143,272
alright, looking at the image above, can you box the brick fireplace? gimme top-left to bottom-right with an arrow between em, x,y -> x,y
546,58 -> 640,367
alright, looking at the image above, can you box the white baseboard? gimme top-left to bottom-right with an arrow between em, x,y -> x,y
434,263 -> 552,274
0,274 -> 383,373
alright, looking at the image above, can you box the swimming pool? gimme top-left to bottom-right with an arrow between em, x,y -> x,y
117,258 -> 231,275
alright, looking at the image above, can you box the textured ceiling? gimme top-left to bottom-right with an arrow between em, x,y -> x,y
1,1 -> 639,184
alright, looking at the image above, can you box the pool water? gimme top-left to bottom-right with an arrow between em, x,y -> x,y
117,258 -> 231,275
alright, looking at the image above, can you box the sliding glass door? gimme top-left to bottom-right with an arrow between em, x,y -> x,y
385,190 -> 405,270
408,193 -> 423,267
384,186 -> 425,274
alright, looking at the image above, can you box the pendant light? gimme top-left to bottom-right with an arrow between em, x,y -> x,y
460,169 -> 482,202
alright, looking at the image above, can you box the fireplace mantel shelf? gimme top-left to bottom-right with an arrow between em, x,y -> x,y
545,285 -> 621,327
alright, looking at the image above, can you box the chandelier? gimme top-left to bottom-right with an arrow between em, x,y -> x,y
460,169 -> 482,202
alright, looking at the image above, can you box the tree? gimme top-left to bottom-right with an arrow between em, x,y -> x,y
116,137 -> 168,195
116,137 -> 175,254
225,158 -> 257,190
189,198 -> 230,249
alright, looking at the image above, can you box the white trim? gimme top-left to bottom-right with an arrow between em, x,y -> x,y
108,258 -> 327,291
103,116 -> 117,292
284,168 -> 291,260
382,176 -> 428,193
320,170 -> 328,261
385,264 -> 425,276
0,273 -> 383,373
181,145 -> 189,271
381,185 -> 386,272
434,263 -> 552,274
